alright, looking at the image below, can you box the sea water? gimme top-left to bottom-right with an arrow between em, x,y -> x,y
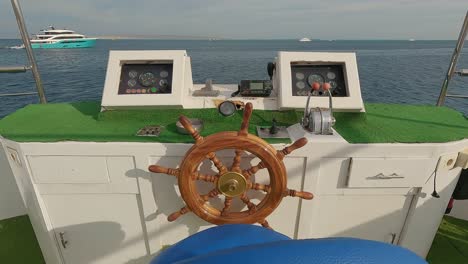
0,39 -> 467,118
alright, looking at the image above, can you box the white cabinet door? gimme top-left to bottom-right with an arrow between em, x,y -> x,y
310,195 -> 413,244
43,194 -> 147,264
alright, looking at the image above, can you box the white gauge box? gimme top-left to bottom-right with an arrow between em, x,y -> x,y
275,52 -> 365,112
101,50 -> 193,110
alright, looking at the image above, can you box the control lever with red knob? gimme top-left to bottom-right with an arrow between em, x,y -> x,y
311,82 -> 321,90
302,82 -> 335,135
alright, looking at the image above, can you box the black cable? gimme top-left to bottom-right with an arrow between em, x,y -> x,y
432,163 -> 440,198
231,89 -> 240,98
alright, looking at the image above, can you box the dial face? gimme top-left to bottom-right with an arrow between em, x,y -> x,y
295,72 -> 305,80
128,70 -> 138,79
218,101 -> 237,116
307,74 -> 324,86
160,71 -> 169,78
326,72 -> 336,80
159,79 -> 169,88
127,79 -> 137,87
138,72 -> 156,87
296,81 -> 306,90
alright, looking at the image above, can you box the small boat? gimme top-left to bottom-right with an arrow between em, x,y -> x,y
299,37 -> 311,42
30,26 -> 96,49
8,44 -> 24,49
409,38 -> 416,42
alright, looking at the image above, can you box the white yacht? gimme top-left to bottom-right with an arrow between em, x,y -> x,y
30,26 -> 96,49
299,37 -> 312,42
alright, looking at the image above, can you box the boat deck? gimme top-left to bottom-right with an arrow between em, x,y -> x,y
0,102 -> 467,144
427,216 -> 468,263
0,215 -> 466,263
1,102 -> 468,263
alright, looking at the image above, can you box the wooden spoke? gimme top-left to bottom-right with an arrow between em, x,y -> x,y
238,102 -> 253,136
258,219 -> 272,229
156,102 -> 314,227
200,189 -> 220,202
193,172 -> 218,183
179,115 -> 204,144
242,161 -> 266,179
148,165 -> 180,177
276,138 -> 308,160
168,206 -> 191,222
230,149 -> 243,173
240,193 -> 257,213
284,189 -> 314,200
206,152 -> 227,174
221,197 -> 233,216
250,182 -> 271,193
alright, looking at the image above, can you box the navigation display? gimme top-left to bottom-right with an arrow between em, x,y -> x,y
250,82 -> 264,90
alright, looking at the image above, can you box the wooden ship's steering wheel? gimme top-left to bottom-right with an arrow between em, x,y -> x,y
149,103 -> 313,228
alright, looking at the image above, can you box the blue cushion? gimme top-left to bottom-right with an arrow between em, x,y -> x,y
151,224 -> 427,264
152,224 -> 290,264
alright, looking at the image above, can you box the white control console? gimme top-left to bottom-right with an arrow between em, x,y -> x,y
100,50 -> 364,113
101,50 -> 193,110
275,52 -> 365,112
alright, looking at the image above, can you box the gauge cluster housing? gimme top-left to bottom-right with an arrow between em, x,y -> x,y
275,52 -> 365,112
101,50 -> 192,110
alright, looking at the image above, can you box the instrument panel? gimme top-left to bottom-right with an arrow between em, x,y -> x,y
291,64 -> 348,97
118,63 -> 173,95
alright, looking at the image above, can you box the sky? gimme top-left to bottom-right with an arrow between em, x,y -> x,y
0,0 -> 467,39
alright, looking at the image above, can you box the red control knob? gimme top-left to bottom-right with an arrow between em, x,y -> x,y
311,82 -> 321,91
323,82 -> 331,91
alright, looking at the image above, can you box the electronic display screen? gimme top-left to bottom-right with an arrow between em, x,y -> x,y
250,82 -> 264,90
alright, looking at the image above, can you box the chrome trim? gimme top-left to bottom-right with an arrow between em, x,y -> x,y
437,11 -> 468,106
10,0 -> 47,103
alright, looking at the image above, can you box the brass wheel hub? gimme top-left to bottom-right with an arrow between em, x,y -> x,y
217,171 -> 247,197
148,102 -> 313,228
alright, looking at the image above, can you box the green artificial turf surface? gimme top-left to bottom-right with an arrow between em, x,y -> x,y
334,104 -> 468,143
0,102 -> 294,144
0,215 -> 45,263
0,101 -> 466,143
427,216 -> 468,264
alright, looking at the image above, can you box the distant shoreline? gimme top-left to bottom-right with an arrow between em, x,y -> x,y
93,35 -> 225,40
0,37 -> 458,41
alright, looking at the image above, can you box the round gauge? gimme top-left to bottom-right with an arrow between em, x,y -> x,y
329,81 -> 337,89
296,81 -> 306,90
307,74 -> 324,86
295,72 -> 305,80
127,79 -> 137,87
160,71 -> 169,78
326,72 -> 336,80
128,70 -> 138,79
159,79 -> 168,88
218,101 -> 237,117
138,72 -> 156,87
